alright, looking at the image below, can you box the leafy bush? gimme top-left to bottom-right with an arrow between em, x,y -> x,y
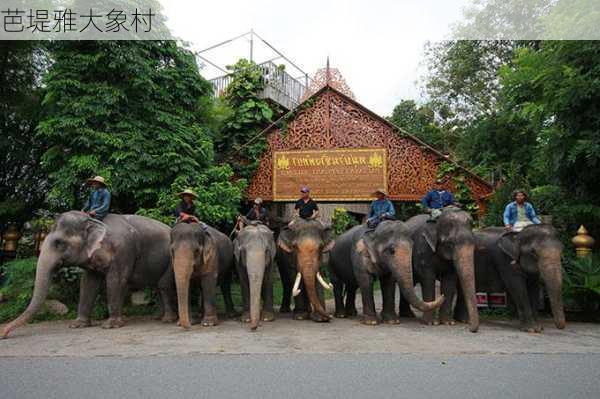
563,255 -> 600,314
331,208 -> 359,237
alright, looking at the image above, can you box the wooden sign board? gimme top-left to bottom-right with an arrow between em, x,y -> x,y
272,148 -> 387,201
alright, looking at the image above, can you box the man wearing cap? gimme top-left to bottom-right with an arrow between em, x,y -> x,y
82,176 -> 111,221
421,178 -> 455,218
245,197 -> 269,225
294,186 -> 319,220
175,189 -> 200,224
367,188 -> 395,228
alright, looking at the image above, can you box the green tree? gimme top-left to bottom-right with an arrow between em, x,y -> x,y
36,41 -> 216,213
215,59 -> 276,179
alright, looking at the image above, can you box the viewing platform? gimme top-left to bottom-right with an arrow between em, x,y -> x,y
209,61 -> 308,111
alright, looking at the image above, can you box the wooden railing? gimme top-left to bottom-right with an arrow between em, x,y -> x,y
209,61 -> 307,110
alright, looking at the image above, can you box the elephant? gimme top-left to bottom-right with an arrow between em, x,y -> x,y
170,222 -> 236,329
233,221 -> 276,330
1,211 -> 177,338
328,221 -> 445,325
277,218 -> 335,322
402,207 -> 480,332
454,224 -> 566,333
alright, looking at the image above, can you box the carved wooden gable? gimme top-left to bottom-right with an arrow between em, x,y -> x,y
247,85 -> 493,206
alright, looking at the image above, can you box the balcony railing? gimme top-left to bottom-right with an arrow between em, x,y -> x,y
210,61 -> 308,111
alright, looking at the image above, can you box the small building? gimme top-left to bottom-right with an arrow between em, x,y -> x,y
246,65 -> 493,223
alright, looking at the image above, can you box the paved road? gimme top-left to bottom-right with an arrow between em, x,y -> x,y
2,353 -> 599,399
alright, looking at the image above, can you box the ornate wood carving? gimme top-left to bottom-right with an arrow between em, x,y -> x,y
247,86 -> 493,209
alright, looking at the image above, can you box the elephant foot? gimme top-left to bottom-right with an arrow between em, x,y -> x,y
225,308 -> 240,319
261,311 -> 275,322
334,311 -> 347,319
279,305 -> 292,314
420,319 -> 435,326
310,312 -> 331,323
201,316 -> 218,327
381,313 -> 400,325
520,323 -> 543,333
161,313 -> 178,323
439,319 -> 457,326
69,318 -> 92,328
240,311 -> 251,323
345,308 -> 358,318
101,317 -> 125,329
362,315 -> 380,326
293,311 -> 310,321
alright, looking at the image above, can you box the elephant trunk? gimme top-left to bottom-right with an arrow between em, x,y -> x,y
173,250 -> 193,330
301,266 -> 329,318
454,244 -> 479,333
539,251 -> 566,329
1,240 -> 60,339
246,251 -> 266,331
392,246 -> 445,312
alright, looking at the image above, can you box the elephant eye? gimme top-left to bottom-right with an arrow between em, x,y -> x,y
54,239 -> 66,249
386,247 -> 395,255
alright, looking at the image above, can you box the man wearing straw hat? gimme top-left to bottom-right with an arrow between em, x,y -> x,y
82,176 -> 111,221
367,188 -> 395,228
175,189 -> 200,224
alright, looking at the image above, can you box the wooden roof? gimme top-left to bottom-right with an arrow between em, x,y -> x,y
246,84 -> 493,204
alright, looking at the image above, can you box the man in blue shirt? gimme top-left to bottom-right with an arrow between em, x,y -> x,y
82,176 -> 111,221
503,189 -> 541,232
421,179 -> 455,217
367,188 -> 395,228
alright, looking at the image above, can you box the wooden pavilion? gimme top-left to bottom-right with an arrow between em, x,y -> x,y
246,64 -> 494,222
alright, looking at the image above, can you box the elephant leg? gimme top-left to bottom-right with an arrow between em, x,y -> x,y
201,274 -> 219,326
278,262 -> 292,313
380,274 -> 400,324
261,265 -> 275,322
331,272 -> 346,318
70,270 -> 102,328
505,274 -> 539,332
420,272 -> 437,325
527,279 -> 543,332
345,284 -> 358,317
237,264 -> 251,322
158,267 -> 177,323
102,268 -> 127,329
453,284 -> 469,323
357,272 -> 378,325
221,268 -> 238,318
439,272 -> 458,325
398,291 -> 416,318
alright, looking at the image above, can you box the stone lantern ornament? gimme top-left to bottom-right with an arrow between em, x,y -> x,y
572,225 -> 595,257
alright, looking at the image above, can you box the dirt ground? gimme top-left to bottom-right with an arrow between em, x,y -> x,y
1,310 -> 599,357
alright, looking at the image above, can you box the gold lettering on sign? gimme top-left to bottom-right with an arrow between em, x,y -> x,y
272,148 -> 388,201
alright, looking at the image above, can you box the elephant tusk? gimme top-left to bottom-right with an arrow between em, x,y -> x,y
317,272 -> 333,291
292,272 -> 302,297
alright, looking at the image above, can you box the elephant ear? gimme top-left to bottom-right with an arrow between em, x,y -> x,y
356,233 -> 377,266
277,226 -> 294,253
233,237 -> 241,265
498,232 -> 519,261
322,225 -> 335,252
85,218 -> 107,258
202,230 -> 218,273
421,223 -> 438,252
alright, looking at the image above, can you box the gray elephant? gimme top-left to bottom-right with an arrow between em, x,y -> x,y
402,207 -> 479,332
233,221 -> 276,330
170,222 -> 236,329
277,219 -> 335,322
1,211 -> 177,338
328,221 -> 445,325
454,224 -> 566,332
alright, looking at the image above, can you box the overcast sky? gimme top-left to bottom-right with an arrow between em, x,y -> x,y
162,0 -> 469,116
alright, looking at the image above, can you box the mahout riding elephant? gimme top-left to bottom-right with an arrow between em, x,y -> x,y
170,222 -> 236,329
277,219 -> 335,322
233,221 -> 276,330
402,207 -> 479,332
454,224 -> 566,333
328,221 -> 445,325
1,211 -> 177,338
